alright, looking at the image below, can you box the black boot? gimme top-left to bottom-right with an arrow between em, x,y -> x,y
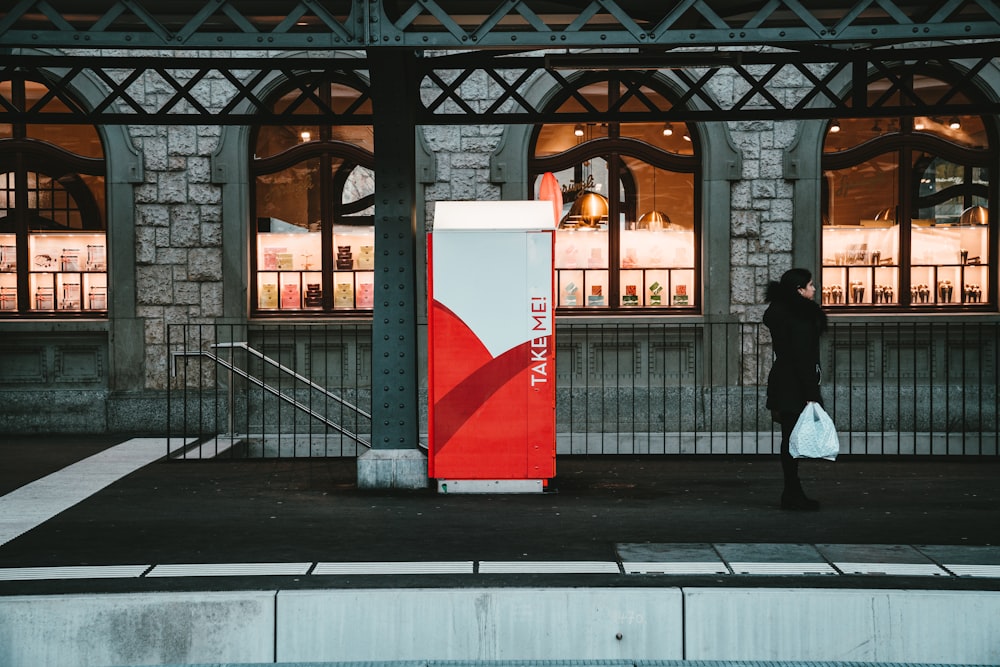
781,488 -> 820,511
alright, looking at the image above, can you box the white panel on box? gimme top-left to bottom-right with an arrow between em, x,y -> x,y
434,200 -> 556,231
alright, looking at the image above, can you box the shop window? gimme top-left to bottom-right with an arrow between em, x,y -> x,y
251,77 -> 375,315
530,75 -> 700,311
822,73 -> 995,310
0,78 -> 107,316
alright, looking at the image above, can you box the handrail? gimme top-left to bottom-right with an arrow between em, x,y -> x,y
211,341 -> 372,420
171,348 -> 371,449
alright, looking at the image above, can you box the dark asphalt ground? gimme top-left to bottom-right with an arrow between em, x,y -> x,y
1,435 -> 999,595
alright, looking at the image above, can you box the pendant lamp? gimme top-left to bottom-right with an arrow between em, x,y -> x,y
960,205 -> 988,226
560,191 -> 608,228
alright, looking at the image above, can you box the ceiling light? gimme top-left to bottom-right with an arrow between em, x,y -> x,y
828,119 -> 841,133
914,119 -> 926,130
662,122 -> 673,137
299,131 -> 311,142
949,117 -> 962,130
574,124 -> 585,137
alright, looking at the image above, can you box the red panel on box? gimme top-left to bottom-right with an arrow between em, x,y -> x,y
427,202 -> 555,482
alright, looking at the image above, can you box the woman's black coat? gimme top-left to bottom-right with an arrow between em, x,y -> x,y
763,284 -> 827,417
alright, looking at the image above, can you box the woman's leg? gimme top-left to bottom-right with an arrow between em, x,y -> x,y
779,409 -> 819,510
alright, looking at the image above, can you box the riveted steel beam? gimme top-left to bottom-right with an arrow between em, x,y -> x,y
3,44 -> 1000,126
3,1 -> 1000,51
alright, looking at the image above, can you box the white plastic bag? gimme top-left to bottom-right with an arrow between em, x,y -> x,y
789,402 -> 840,460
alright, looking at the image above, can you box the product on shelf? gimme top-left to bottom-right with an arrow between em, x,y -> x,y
60,250 -> 80,272
0,286 -> 16,310
277,252 -> 294,270
622,248 -> 638,268
35,286 -> 54,310
88,286 -> 107,310
61,282 -> 81,310
0,245 -> 16,271
356,283 -> 374,308
622,284 -> 638,306
564,281 -> 578,306
356,245 -> 374,270
86,245 -> 106,271
262,247 -> 283,270
588,284 -> 604,306
260,283 -> 278,309
280,283 -> 299,309
850,280 -> 865,304
587,247 -> 603,268
336,245 -> 354,270
937,280 -> 954,303
304,283 -> 323,307
334,282 -> 353,308
649,281 -> 662,306
673,284 -> 688,305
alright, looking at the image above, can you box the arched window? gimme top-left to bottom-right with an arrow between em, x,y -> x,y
251,75 -> 374,314
0,77 -> 107,316
530,74 -> 700,311
821,72 -> 996,309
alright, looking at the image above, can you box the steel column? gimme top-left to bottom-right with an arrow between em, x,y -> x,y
368,48 -> 419,451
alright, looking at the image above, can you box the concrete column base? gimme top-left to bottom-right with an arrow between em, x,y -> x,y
357,448 -> 428,490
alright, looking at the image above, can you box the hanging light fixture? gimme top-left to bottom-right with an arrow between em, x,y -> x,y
828,119 -> 841,133
299,130 -> 312,142
949,116 -> 962,130
637,167 -> 670,230
560,191 -> 608,228
914,118 -> 926,130
874,207 -> 895,222
574,124 -> 585,137
661,122 -> 673,136
960,205 -> 988,226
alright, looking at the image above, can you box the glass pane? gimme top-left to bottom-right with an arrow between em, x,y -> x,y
339,165 -> 375,218
824,155 -> 898,226
256,158 -> 320,232
26,172 -> 99,231
255,125 -> 320,158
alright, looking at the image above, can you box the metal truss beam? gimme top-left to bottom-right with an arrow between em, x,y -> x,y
3,44 -> 1000,126
3,1 -> 1000,51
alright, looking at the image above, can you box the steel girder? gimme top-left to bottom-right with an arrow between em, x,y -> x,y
3,43 -> 1000,126
2,1 -> 1000,51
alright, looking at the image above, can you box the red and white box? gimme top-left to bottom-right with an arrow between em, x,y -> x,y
428,201 -> 556,493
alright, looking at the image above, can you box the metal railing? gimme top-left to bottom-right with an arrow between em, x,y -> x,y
167,323 -> 373,458
167,320 -> 1000,458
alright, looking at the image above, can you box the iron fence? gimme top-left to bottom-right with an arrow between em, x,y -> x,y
167,320 -> 1000,458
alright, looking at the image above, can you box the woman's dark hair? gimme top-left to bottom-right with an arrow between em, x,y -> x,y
779,267 -> 812,292
765,267 -> 813,303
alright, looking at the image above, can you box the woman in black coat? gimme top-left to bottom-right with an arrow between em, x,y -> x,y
763,267 -> 827,510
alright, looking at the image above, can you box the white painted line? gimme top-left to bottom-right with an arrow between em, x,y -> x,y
145,562 -> 312,578
477,561 -> 621,574
0,438 -> 193,547
834,562 -> 949,576
730,562 -> 838,575
944,564 -> 1000,577
313,561 -> 475,575
623,561 -> 729,575
0,565 -> 150,581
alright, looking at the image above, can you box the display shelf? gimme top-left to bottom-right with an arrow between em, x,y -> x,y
256,227 -> 375,312
910,264 -> 988,305
823,223 -> 989,307
556,267 -> 695,308
256,269 -> 375,310
821,264 -> 900,305
20,232 -> 109,313
0,234 -> 16,272
27,270 -> 108,312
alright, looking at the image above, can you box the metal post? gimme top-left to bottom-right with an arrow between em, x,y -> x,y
358,48 -> 427,488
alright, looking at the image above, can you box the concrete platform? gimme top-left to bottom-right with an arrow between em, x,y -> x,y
1,436 -> 999,665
